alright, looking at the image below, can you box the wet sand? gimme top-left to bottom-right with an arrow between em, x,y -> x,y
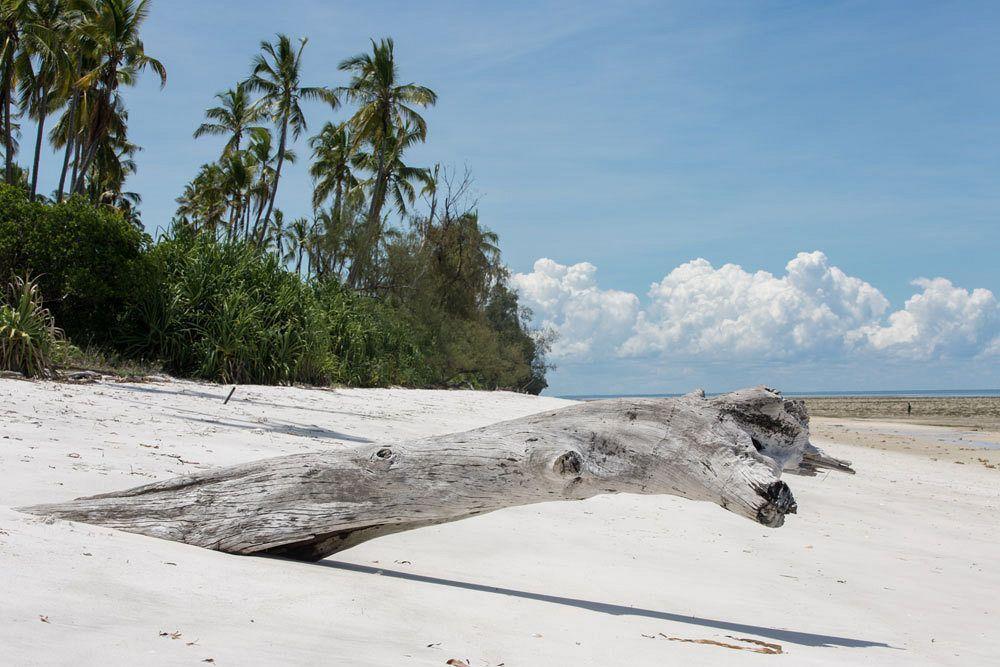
802,395 -> 1000,430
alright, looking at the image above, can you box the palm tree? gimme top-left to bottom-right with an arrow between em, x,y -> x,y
218,148 -> 254,240
243,126 -> 296,242
308,120 -> 358,216
337,37 -> 435,278
20,0 -> 77,199
175,161 -> 226,235
282,214 -> 310,275
0,0 -> 38,184
193,82 -> 265,156
347,122 -> 433,287
72,0 -> 165,195
245,34 -> 335,240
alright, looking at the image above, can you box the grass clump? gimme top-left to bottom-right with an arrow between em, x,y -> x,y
0,275 -> 63,377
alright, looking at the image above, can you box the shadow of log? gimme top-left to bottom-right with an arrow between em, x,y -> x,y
319,561 -> 901,650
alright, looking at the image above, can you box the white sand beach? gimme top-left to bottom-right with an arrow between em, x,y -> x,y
1,377 -> 998,665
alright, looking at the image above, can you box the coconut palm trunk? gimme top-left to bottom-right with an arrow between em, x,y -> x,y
56,90 -> 79,201
258,119 -> 286,244
3,85 -> 12,184
29,87 -> 49,200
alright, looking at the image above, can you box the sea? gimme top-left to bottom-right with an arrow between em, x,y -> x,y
560,389 -> 1000,400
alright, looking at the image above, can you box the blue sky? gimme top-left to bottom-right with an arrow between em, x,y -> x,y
25,1 -> 1000,394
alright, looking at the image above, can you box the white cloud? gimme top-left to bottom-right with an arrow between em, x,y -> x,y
511,258 -> 639,359
850,278 -> 1000,359
622,251 -> 888,359
512,252 -> 999,364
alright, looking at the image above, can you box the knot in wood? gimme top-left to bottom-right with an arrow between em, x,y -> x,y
553,450 -> 582,476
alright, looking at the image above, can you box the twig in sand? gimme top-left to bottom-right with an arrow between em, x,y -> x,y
223,387 -> 236,405
658,633 -> 782,655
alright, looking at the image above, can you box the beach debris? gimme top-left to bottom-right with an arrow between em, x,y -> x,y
223,386 -> 236,405
67,453 -> 80,458
658,633 -> 782,654
202,659 -> 214,663
446,660 -> 471,667
159,630 -> 183,639
64,370 -> 102,383
18,387 -> 854,561
38,615 -> 49,623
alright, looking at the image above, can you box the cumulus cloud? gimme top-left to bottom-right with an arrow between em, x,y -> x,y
511,258 -> 638,359
850,278 -> 1000,359
622,251 -> 888,359
512,252 -> 999,363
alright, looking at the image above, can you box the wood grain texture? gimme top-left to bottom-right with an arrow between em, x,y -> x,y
20,386 -> 852,560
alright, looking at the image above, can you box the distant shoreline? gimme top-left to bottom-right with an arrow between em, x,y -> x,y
561,389 -> 1000,400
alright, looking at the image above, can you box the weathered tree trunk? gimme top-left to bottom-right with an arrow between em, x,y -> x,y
20,387 -> 851,562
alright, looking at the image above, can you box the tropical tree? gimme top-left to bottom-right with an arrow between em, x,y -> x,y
336,36 -> 435,284
72,0 -> 165,194
245,33 -> 335,239
0,0 -> 37,184
347,122 -> 433,287
281,213 -> 310,274
193,81 -> 265,156
175,161 -> 226,235
308,120 -> 357,215
19,0 -> 78,199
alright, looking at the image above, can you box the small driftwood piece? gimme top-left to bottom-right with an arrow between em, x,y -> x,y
21,386 -> 852,561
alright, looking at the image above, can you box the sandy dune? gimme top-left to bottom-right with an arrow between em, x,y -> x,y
1,378 -> 998,665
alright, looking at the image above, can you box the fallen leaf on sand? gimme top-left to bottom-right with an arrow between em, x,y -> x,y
446,660 -> 471,667
67,453 -> 80,458
39,615 -> 49,623
159,631 -> 182,639
202,659 -> 214,664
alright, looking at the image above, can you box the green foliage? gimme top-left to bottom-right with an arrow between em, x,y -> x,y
124,233 -> 426,387
377,200 -> 552,393
0,184 -> 148,343
314,281 -> 427,387
124,234 -> 329,384
0,275 -> 63,377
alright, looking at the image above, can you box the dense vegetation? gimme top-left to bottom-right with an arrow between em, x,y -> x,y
0,1 -> 551,391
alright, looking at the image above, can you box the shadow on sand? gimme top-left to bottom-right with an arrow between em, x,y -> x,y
320,561 -> 899,650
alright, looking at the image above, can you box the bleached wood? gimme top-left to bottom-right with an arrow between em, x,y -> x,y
20,386 -> 851,561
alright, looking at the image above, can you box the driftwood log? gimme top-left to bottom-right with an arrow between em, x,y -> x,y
21,386 -> 852,561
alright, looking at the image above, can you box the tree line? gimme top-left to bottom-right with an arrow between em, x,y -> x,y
0,1 -> 552,392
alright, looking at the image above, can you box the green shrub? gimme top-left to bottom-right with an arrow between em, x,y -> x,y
0,275 -> 63,377
314,281 -> 428,387
125,234 -> 333,385
124,233 -> 431,387
0,185 -> 149,343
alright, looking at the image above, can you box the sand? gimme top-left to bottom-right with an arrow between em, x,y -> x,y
1,378 -> 998,665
